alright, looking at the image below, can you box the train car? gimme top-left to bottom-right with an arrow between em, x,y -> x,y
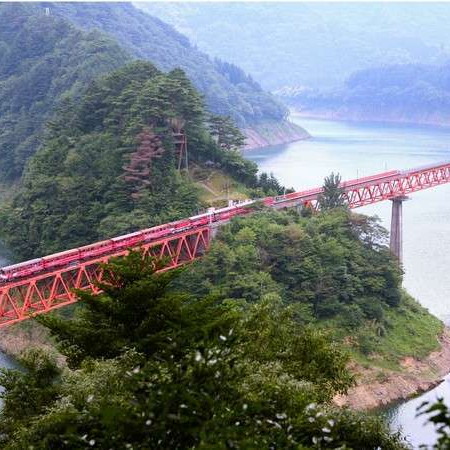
171,219 -> 193,233
142,226 -> 173,241
42,248 -> 81,270
188,212 -> 212,228
111,231 -> 144,250
78,239 -> 114,260
0,258 -> 43,281
215,205 -> 242,222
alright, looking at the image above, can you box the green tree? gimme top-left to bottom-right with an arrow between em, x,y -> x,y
0,61 -> 255,260
208,114 -> 246,150
318,172 -> 346,210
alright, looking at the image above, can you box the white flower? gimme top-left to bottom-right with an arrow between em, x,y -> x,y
146,419 -> 152,426
242,403 -> 248,411
322,427 -> 331,433
276,412 -> 287,420
89,440 -> 95,446
305,402 -> 317,411
327,419 -> 335,427
219,335 -> 227,341
195,351 -> 202,362
308,417 -> 315,423
87,395 -> 94,403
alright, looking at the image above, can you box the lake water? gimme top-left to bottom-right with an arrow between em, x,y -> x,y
247,115 -> 450,448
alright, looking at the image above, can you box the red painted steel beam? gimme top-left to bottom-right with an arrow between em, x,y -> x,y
1,161 -> 450,327
0,228 -> 209,326
270,162 -> 450,211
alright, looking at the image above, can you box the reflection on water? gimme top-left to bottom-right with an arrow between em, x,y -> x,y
246,116 -> 450,448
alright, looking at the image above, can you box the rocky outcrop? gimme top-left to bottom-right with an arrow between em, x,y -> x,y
0,321 -> 65,365
243,120 -> 310,150
334,328 -> 450,410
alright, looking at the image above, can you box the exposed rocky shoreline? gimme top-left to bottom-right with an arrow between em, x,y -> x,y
334,328 -> 450,411
243,119 -> 310,150
0,321 -> 64,365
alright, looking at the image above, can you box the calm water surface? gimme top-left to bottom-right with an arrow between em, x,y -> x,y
247,116 -> 450,448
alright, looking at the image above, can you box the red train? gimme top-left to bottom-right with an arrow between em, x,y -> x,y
0,200 -> 256,283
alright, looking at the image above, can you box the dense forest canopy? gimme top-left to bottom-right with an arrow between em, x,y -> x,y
43,1 -> 287,127
139,2 -> 450,90
0,2 -> 290,183
0,61 -> 283,261
0,3 -> 130,179
171,207 -> 443,385
0,249 -> 407,449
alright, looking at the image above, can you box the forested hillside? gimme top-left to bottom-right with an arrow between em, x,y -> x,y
176,208 -> 442,371
0,3 -> 130,179
0,62 -> 282,260
139,2 -> 450,90
43,2 -> 287,128
278,63 -> 450,127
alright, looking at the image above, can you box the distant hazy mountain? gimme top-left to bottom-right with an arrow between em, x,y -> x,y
137,2 -> 450,90
277,63 -> 450,127
44,2 -> 287,128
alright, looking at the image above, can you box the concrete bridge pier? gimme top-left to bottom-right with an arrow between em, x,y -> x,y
390,195 -> 409,263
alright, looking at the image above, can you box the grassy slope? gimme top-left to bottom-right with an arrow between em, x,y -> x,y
339,292 -> 443,372
189,165 -> 250,207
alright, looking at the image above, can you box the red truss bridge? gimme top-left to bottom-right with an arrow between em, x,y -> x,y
0,161 -> 449,327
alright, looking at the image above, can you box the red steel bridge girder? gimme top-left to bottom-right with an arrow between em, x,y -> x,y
274,164 -> 450,211
0,228 -> 209,326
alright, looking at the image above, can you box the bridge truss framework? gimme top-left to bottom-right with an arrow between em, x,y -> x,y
1,162 -> 450,327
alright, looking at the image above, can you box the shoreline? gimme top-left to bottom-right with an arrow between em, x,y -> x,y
0,321 -> 65,365
334,328 -> 450,411
290,109 -> 450,132
243,119 -> 310,150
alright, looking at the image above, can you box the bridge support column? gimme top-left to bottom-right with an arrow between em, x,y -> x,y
390,196 -> 409,263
